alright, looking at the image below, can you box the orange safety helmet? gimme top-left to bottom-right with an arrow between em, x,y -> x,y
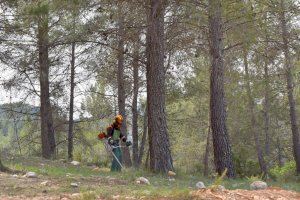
115,114 -> 123,124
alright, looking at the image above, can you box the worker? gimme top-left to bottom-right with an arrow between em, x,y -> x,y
106,114 -> 131,172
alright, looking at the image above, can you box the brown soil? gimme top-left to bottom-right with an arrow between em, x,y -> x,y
191,187 -> 300,200
1,171 -> 300,200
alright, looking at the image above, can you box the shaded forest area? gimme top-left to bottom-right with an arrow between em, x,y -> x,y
0,0 -> 299,189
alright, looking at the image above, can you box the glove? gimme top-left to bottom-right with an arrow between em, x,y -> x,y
108,138 -> 114,145
108,138 -> 120,146
98,132 -> 106,140
126,141 -> 132,147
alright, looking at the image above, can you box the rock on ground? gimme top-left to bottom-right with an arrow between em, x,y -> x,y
70,161 -> 80,166
71,193 -> 81,198
70,182 -> 79,188
41,181 -> 50,186
212,185 -> 225,192
250,181 -> 268,190
196,181 -> 206,189
135,177 -> 150,185
168,171 -> 176,177
26,172 -> 37,178
92,167 -> 100,172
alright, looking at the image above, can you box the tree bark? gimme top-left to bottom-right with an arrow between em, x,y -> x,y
280,0 -> 300,174
208,0 -> 235,178
12,115 -> 22,155
263,59 -> 271,157
138,105 -> 147,166
132,40 -> 140,167
68,42 -> 75,160
243,50 -> 267,176
0,156 -> 7,172
38,11 -> 56,159
146,0 -> 173,173
117,4 -> 132,167
145,148 -> 150,169
276,137 -> 284,167
203,125 -> 211,177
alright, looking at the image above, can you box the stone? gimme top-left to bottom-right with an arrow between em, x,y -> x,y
125,197 -> 135,199
71,193 -> 81,198
66,173 -> 72,177
41,181 -> 49,186
168,171 -> 176,177
112,195 -> 120,199
71,161 -> 80,166
92,167 -> 100,172
168,178 -> 176,182
250,181 -> 268,190
26,172 -> 37,178
196,181 -> 206,189
136,177 -> 150,185
215,185 -> 225,192
12,174 -> 18,178
71,182 -> 79,188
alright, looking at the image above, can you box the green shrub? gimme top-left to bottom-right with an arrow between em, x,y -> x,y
233,152 -> 261,177
269,161 -> 296,181
246,174 -> 263,183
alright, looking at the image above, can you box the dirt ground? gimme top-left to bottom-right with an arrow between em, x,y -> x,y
0,171 -> 126,200
1,171 -> 300,200
191,187 -> 300,200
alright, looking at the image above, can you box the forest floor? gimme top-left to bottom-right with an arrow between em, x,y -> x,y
0,157 -> 299,200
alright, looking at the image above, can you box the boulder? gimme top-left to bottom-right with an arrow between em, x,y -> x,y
71,161 -> 80,166
250,181 -> 268,190
26,172 -> 37,178
136,177 -> 150,185
196,181 -> 206,189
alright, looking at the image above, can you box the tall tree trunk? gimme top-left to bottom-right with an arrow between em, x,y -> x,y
208,0 -> 235,178
146,0 -> 173,173
203,125 -> 211,177
117,5 -> 132,167
243,50 -> 267,175
0,159 -> 9,172
276,137 -> 284,167
132,41 -> 140,168
145,148 -> 150,169
68,42 -> 75,160
12,115 -> 22,155
138,105 -> 147,166
280,0 -> 300,175
263,59 -> 271,157
38,12 -> 56,159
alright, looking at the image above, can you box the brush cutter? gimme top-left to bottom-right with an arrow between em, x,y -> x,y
98,132 -> 124,169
